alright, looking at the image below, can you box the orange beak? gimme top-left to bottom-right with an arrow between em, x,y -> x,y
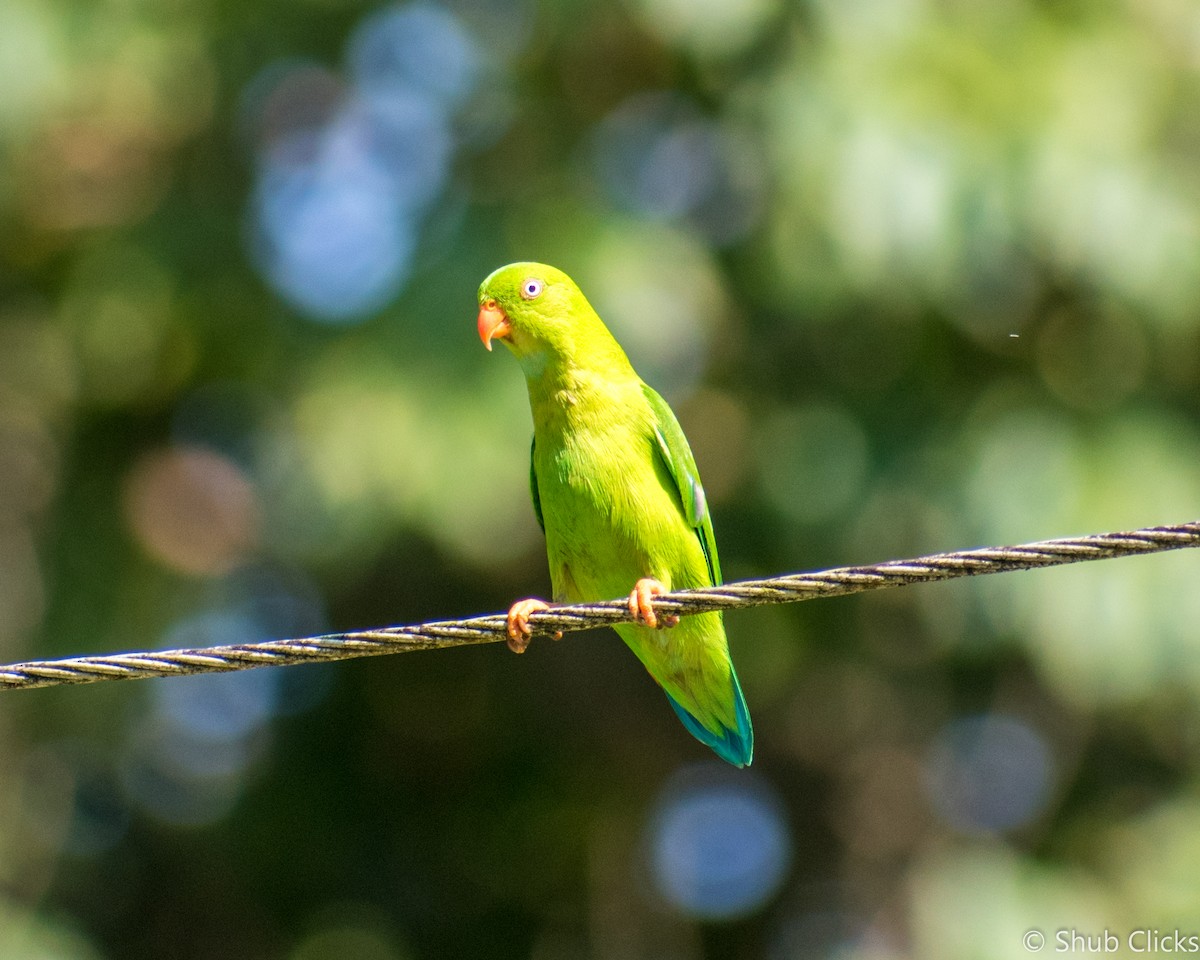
477,299 -> 512,351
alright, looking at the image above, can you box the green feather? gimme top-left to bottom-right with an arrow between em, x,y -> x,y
529,436 -> 544,533
642,383 -> 721,586
480,262 -> 753,766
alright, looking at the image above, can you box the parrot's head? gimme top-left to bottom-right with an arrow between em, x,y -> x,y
477,262 -> 622,375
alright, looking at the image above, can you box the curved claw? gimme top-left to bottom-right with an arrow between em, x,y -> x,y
505,598 -> 562,653
629,578 -> 679,630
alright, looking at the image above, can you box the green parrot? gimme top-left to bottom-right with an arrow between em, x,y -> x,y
476,262 -> 753,767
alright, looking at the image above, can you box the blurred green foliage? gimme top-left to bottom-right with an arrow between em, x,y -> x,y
2,0 -> 1200,957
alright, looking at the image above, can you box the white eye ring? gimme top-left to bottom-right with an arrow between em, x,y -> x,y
520,277 -> 544,300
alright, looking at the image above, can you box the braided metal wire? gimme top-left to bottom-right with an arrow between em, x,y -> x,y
3,520 -> 1197,691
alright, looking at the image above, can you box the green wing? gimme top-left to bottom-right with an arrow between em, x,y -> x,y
529,435 -> 545,533
641,384 -> 722,586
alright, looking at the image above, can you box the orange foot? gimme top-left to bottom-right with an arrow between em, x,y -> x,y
505,598 -> 562,654
629,578 -> 680,630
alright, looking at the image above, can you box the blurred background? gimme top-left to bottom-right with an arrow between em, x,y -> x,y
2,0 -> 1200,956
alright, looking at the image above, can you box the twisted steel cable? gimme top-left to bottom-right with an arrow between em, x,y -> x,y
2,520 -> 1197,691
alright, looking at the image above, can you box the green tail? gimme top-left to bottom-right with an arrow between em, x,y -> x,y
664,668 -> 753,767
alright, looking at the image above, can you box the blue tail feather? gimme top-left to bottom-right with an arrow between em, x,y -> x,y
664,671 -> 754,767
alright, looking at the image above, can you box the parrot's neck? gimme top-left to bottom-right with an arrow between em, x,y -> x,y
512,313 -> 641,433
523,355 -> 641,436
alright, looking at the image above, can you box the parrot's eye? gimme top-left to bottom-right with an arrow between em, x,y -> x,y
520,278 -> 545,300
